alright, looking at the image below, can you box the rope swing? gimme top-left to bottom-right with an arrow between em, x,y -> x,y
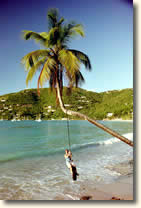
66,109 -> 71,151
65,110 -> 79,181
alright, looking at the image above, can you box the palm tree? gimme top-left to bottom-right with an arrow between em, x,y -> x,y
21,8 -> 133,147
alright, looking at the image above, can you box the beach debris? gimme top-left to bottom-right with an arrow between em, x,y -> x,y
111,196 -> 123,200
80,195 -> 92,200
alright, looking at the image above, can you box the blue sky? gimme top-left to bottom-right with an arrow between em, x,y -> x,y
0,0 -> 133,95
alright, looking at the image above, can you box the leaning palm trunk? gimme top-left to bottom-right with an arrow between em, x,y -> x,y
56,81 -> 133,147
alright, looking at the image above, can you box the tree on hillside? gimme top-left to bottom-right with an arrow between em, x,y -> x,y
21,8 -> 133,147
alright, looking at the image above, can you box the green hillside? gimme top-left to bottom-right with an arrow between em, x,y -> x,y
0,88 -> 133,120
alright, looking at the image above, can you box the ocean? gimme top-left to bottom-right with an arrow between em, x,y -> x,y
0,120 -> 133,200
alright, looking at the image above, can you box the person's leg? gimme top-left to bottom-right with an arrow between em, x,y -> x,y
70,166 -> 73,174
72,164 -> 79,176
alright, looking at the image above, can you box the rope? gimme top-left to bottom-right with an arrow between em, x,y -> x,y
66,109 -> 71,151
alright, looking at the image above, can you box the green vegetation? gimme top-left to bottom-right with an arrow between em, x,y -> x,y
0,88 -> 133,120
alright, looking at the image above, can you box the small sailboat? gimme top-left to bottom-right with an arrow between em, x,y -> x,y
35,114 -> 42,122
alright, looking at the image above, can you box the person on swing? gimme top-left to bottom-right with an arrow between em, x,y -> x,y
64,149 -> 79,180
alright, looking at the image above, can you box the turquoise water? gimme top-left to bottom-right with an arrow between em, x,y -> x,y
0,120 -> 133,200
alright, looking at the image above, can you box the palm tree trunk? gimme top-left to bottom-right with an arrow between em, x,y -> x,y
56,81 -> 133,147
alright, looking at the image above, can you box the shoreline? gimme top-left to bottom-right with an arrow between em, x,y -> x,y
0,119 -> 133,121
103,120 -> 133,122
103,118 -> 133,122
55,174 -> 133,201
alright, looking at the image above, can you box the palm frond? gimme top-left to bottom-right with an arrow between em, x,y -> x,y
22,30 -> 46,46
69,24 -> 84,37
21,49 -> 51,71
38,57 -> 57,88
74,70 -> 85,87
40,30 -> 60,48
58,49 -> 80,77
39,32 -> 49,39
47,8 -> 64,30
47,27 -> 60,46
58,17 -> 65,26
60,23 -> 84,45
47,8 -> 59,29
69,50 -> 91,70
26,57 -> 47,86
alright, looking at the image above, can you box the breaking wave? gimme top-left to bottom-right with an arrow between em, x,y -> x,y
72,132 -> 133,150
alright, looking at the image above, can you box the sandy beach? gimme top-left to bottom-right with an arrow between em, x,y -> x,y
103,119 -> 133,122
79,176 -> 133,200
79,159 -> 133,200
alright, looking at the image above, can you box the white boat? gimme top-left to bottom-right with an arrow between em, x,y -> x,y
35,118 -> 42,122
11,118 -> 16,122
35,114 -> 42,122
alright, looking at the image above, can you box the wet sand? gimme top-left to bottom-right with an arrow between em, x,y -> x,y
79,160 -> 133,200
54,175 -> 133,200
88,176 -> 133,200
